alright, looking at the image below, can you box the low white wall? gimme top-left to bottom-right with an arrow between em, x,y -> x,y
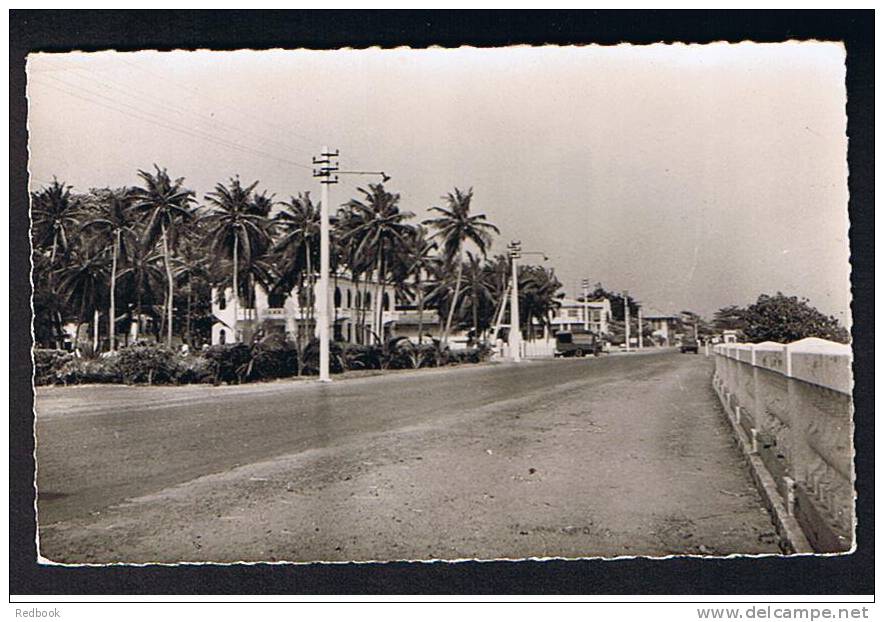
713,338 -> 854,551
496,339 -> 556,359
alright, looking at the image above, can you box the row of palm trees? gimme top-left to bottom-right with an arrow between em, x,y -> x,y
31,165 -> 565,352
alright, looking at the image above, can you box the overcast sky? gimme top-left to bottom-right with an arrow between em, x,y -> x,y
27,43 -> 851,322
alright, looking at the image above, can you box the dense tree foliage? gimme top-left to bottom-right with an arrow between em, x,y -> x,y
713,293 -> 849,344
31,170 -> 565,354
740,293 -> 850,344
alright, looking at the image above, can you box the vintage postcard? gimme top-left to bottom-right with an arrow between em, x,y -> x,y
27,43 -> 853,565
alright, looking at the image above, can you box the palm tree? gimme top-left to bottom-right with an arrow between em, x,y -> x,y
343,184 -> 414,344
461,251 -> 495,342
335,204 -> 375,343
250,190 -> 276,217
172,223 -> 212,346
201,177 -> 268,343
55,245 -> 108,352
117,242 -> 165,343
80,188 -> 138,351
272,192 -> 320,352
424,187 -> 500,345
31,179 -> 81,347
31,178 -> 81,264
518,265 -> 563,340
397,225 -> 437,344
483,253 -> 511,339
130,166 -> 195,347
273,192 -> 319,294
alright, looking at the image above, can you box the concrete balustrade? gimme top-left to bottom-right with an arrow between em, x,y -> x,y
712,338 -> 854,553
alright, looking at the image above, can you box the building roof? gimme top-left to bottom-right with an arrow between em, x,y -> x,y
643,308 -> 680,320
558,297 -> 610,307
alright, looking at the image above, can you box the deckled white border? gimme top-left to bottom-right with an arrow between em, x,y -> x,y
27,41 -> 851,568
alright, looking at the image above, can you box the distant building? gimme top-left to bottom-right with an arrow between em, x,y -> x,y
643,309 -> 680,346
549,297 -> 612,335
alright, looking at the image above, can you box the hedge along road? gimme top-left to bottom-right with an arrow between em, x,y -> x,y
35,350 -> 781,563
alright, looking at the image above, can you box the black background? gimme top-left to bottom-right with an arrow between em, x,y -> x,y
9,10 -> 874,597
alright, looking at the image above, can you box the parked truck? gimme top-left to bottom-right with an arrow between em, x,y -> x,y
554,331 -> 602,357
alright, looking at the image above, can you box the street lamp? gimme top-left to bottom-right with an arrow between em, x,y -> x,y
623,289 -> 631,353
506,244 -> 549,362
507,241 -> 522,363
313,148 -> 389,383
581,277 -> 590,332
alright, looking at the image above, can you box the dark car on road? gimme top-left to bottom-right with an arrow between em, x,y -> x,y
680,337 -> 699,354
555,331 -> 602,357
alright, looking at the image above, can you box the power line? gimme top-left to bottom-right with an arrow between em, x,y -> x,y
117,56 -> 318,147
35,74 -> 312,171
39,72 -> 310,169
68,65 -> 313,158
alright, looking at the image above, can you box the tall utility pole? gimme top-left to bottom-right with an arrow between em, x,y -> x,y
581,278 -> 590,332
508,240 -> 522,362
313,147 -> 339,382
637,305 -> 644,349
623,290 -> 631,353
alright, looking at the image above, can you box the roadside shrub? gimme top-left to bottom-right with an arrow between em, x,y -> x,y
243,335 -> 298,381
203,343 -> 252,384
331,341 -> 373,373
300,338 -> 325,376
115,345 -> 178,384
447,344 -> 493,365
384,340 -> 438,369
35,337 -> 495,387
173,355 -> 215,385
33,349 -> 73,386
53,356 -> 121,385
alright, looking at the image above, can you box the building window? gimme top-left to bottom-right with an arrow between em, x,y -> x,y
365,292 -> 371,309
218,292 -> 226,310
347,289 -> 352,308
268,292 -> 286,309
219,329 -> 226,345
355,291 -> 361,309
334,287 -> 342,309
383,292 -> 390,311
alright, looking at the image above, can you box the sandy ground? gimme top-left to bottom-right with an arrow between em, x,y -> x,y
35,352 -> 780,563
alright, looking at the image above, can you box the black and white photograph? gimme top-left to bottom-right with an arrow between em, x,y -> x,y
10,9 -> 873,602
25,40 -> 856,566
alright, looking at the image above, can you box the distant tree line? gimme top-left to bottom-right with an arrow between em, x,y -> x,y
31,168 -> 566,353
713,292 -> 849,344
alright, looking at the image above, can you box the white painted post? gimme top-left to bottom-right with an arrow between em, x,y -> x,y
623,290 -> 630,353
582,278 -> 589,332
93,309 -> 100,353
510,242 -> 522,363
637,305 -> 643,349
784,476 -> 796,516
316,146 -> 335,382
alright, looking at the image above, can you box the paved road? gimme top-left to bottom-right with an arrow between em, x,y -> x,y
35,351 -> 781,563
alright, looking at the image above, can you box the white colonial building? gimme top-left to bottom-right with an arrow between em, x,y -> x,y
211,272 -> 472,348
211,272 -> 398,346
549,297 -> 612,335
